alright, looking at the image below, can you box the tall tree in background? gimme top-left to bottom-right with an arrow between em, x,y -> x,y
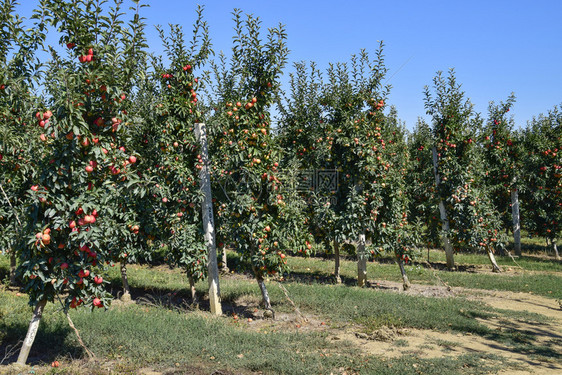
481,94 -> 522,256
407,119 -> 441,256
521,105 -> 562,260
424,69 -> 505,272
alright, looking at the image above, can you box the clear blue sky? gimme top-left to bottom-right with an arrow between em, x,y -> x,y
15,0 -> 562,130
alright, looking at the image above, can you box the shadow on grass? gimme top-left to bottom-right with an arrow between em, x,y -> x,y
518,254 -> 562,266
410,260 -> 478,272
0,317 -> 82,366
285,269 -> 358,286
483,331 -> 562,361
104,272 -> 276,321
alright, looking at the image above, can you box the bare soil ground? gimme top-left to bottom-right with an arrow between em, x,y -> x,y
331,281 -> 562,375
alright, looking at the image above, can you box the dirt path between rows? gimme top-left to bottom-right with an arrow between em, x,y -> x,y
325,280 -> 562,375
228,277 -> 561,374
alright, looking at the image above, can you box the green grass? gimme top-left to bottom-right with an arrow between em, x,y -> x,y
285,251 -> 562,299
278,282 -> 493,333
423,249 -> 562,272
1,248 -> 560,374
0,291 -> 506,375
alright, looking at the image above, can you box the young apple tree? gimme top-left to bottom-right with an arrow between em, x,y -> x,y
142,10 -> 213,303
520,105 -> 562,260
424,69 -> 506,272
207,10 -> 310,315
407,119 -> 441,255
481,95 -> 522,255
15,0 -> 147,364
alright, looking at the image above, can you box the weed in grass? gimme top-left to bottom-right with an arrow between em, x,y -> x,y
435,339 -> 460,348
492,309 -> 550,324
392,339 -> 409,347
418,344 -> 436,350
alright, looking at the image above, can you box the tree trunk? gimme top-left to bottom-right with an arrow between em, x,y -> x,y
511,188 -> 521,257
253,269 -> 274,318
357,233 -> 367,287
120,261 -> 131,302
16,299 -> 47,365
398,258 -> 411,290
10,250 -> 17,286
432,147 -> 455,270
220,249 -> 229,273
334,239 -> 341,284
486,247 -> 502,273
553,240 -> 561,261
188,275 -> 197,303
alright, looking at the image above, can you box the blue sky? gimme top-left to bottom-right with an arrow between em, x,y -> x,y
15,0 -> 562,130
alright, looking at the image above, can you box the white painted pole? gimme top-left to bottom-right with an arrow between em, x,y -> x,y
194,123 -> 222,316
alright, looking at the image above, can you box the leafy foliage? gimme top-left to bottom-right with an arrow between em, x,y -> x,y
520,105 -> 562,242
16,0 -> 148,309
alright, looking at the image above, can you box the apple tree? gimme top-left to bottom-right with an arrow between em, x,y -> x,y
372,107 -> 419,289
278,46 -> 418,288
14,0 -> 148,364
207,10 -> 310,314
141,12 -> 213,302
407,119 -> 441,254
276,61 -> 328,259
424,69 -> 506,271
0,0 -> 45,286
481,94 -> 522,255
520,105 -> 562,260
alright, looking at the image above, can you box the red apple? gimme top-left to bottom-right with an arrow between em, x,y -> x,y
78,269 -> 90,278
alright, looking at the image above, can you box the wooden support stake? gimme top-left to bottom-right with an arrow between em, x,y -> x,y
511,187 -> 521,257
357,233 -> 367,287
432,147 -> 455,270
195,123 -> 222,316
334,240 -> 341,284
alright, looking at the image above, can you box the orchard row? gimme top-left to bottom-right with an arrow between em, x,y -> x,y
0,0 -> 560,365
